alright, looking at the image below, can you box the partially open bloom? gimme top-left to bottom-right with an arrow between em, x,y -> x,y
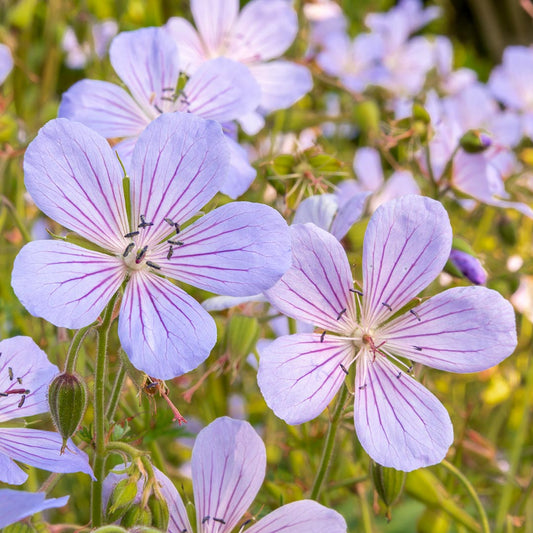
104,417 -> 347,532
59,27 -> 260,198
0,336 -> 93,484
0,489 -> 69,528
12,113 -> 291,380
258,196 -> 517,471
165,0 -> 313,133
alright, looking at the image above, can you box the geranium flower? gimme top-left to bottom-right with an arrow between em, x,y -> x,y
258,196 -> 517,471
59,27 -> 260,198
0,489 -> 69,528
11,113 -> 291,380
165,0 -> 313,134
104,417 -> 347,532
0,336 -> 93,484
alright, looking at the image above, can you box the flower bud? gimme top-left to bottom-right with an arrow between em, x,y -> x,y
225,315 -> 259,360
354,100 -> 380,138
459,130 -> 492,153
147,493 -> 169,531
448,249 -> 487,285
48,372 -> 87,452
120,505 -> 152,529
371,461 -> 406,518
106,477 -> 139,522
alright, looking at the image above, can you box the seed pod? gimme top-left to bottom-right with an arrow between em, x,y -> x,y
120,505 -> 152,529
48,372 -> 87,452
459,129 -> 492,153
106,477 -> 139,522
147,493 -> 170,531
371,461 -> 406,515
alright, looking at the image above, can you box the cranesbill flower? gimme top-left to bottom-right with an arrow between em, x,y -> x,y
104,417 -> 347,532
12,113 -> 291,380
165,0 -> 313,134
0,336 -> 94,484
258,196 -> 517,471
59,27 -> 260,198
0,489 -> 69,528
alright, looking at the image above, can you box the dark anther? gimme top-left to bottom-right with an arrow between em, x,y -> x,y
340,364 -> 349,375
18,395 -> 26,408
213,518 -> 226,524
407,365 -> 414,373
167,239 -> 184,246
174,222 -> 181,235
0,392 -> 7,397
154,103 -> 163,114
164,217 -> 175,226
336,308 -> 347,320
202,516 -> 210,524
350,288 -> 363,296
413,346 -> 422,351
16,377 -> 22,384
381,302 -> 392,312
124,231 -> 140,238
359,384 -> 367,390
8,367 -> 13,380
167,246 -> 174,260
138,214 -> 154,228
123,242 -> 135,257
410,309 -> 421,321
241,520 -> 253,528
135,246 -> 149,264
396,372 -> 402,379
146,261 -> 161,270
320,331 -> 326,343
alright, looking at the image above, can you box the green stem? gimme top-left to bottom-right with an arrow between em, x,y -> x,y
440,460 -> 490,533
0,195 -> 31,243
91,292 -> 119,528
105,359 -> 127,421
357,485 -> 374,533
310,385 -> 349,500
106,440 -> 144,459
64,324 -> 94,374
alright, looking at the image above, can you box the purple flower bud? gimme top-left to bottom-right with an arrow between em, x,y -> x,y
449,249 -> 487,285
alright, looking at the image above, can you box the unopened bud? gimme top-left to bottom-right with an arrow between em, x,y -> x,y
48,372 -> 87,452
371,461 -> 406,519
459,130 -> 492,153
120,505 -> 152,529
354,100 -> 380,138
417,508 -> 450,533
225,315 -> 259,359
449,249 -> 487,285
106,477 -> 139,522
412,103 -> 431,125
147,493 -> 169,531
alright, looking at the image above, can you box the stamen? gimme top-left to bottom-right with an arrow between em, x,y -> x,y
123,243 -> 135,257
2,388 -> 30,395
8,367 -> 13,380
381,301 -> 392,312
213,518 -> 226,524
154,103 -> 163,114
124,231 -> 140,238
202,516 -> 210,524
164,217 -> 175,227
410,309 -> 421,321
396,371 -> 402,379
336,308 -> 347,320
16,377 -> 22,384
167,239 -> 184,246
146,261 -> 161,270
0,392 -> 7,397
18,395 -> 26,408
379,346 -> 414,374
138,214 -> 154,228
135,246 -> 148,264
359,384 -> 367,390
413,346 -> 422,351
350,288 -> 363,296
167,246 -> 174,260
340,363 -> 349,375
320,331 -> 326,342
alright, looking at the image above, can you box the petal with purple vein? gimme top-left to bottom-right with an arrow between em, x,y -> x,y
258,333 -> 353,425
118,271 -> 216,380
354,355 -> 453,471
192,417 -> 265,532
12,241 -> 125,329
153,202 -> 290,297
24,119 -> 130,252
